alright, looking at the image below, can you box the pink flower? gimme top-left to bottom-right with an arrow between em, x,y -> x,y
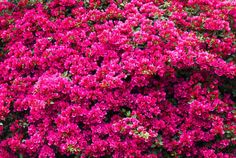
0,0 -> 235,157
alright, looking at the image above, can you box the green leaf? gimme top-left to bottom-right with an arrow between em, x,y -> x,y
132,26 -> 140,32
126,111 -> 131,117
19,154 -> 23,158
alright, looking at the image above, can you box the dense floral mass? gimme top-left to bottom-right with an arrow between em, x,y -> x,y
0,0 -> 236,157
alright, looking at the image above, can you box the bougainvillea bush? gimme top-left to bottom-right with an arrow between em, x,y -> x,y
0,0 -> 236,157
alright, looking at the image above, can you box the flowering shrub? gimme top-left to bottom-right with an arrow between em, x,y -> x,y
0,0 -> 236,157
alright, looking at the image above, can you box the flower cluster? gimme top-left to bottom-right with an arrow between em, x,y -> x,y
0,0 -> 236,157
